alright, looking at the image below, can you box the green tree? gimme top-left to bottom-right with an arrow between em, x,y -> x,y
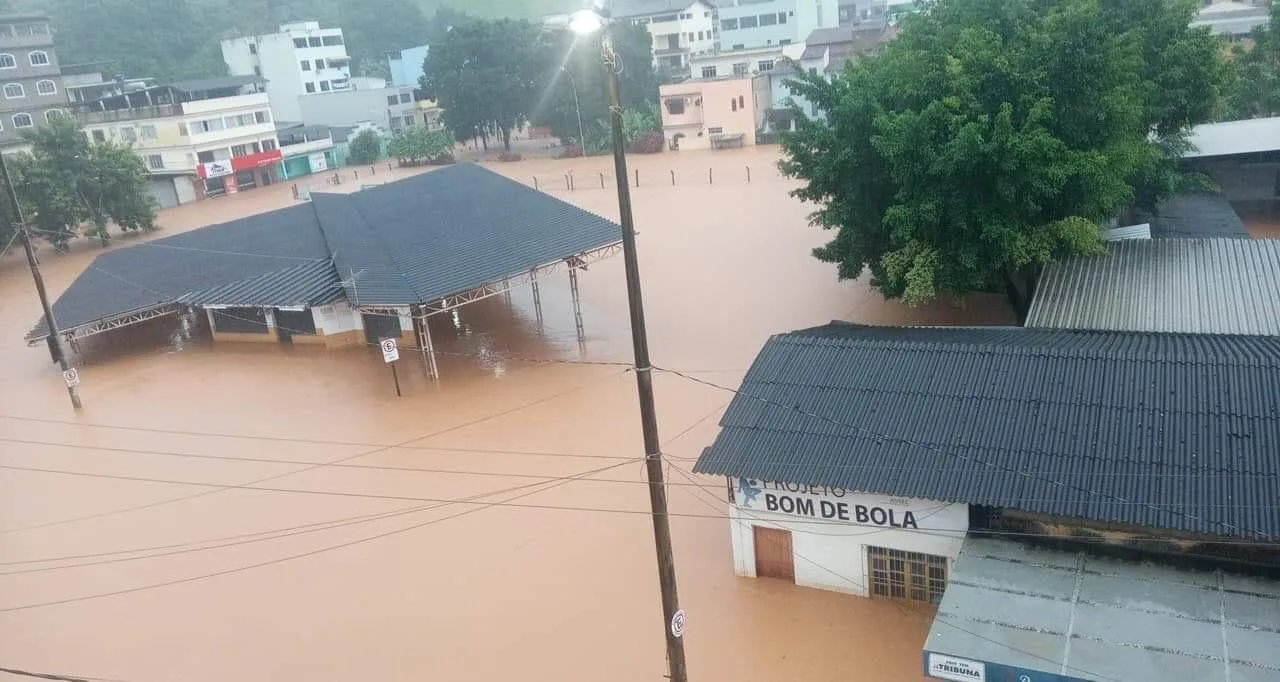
346,129 -> 384,165
421,18 -> 549,152
781,0 -> 1228,315
387,127 -> 455,165
1225,3 -> 1280,119
11,117 -> 157,248
532,22 -> 660,146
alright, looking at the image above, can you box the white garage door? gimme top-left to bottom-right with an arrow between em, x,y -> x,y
148,178 -> 179,209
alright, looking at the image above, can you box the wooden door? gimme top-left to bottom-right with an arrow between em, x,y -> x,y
753,526 -> 795,582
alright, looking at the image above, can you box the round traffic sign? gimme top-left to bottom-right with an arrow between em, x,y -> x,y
380,339 -> 396,353
670,609 -> 686,638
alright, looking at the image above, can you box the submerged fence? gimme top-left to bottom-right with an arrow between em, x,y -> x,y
528,164 -> 790,192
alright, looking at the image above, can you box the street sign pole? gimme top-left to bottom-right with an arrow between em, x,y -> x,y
380,338 -> 401,397
390,362 -> 401,397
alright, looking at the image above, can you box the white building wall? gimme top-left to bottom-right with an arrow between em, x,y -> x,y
727,480 -> 968,596
312,302 -> 363,335
222,22 -> 352,123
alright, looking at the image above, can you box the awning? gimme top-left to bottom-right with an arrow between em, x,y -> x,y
923,537 -> 1280,682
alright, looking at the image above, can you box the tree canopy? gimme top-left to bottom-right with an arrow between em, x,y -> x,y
1225,3 -> 1280,119
781,0 -> 1230,313
8,118 -> 157,249
346,129 -> 384,165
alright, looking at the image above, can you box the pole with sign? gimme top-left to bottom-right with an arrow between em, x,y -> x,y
381,338 -> 401,397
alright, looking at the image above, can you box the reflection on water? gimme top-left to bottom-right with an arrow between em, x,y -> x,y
0,147 -> 1008,682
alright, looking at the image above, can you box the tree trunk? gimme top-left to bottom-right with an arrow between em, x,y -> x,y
501,126 -> 512,152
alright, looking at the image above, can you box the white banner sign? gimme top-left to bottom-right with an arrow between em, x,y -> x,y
927,653 -> 986,682
309,152 -> 328,172
735,478 -> 966,531
201,160 -> 233,179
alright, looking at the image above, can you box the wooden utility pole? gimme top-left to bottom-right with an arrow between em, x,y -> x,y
0,152 -> 82,409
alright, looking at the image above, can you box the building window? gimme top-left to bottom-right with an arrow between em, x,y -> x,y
44,109 -> 62,123
758,60 -> 774,72
251,141 -> 262,154
301,60 -> 311,70
249,42 -> 257,55
11,113 -> 32,128
315,58 -> 326,69
733,44 -> 746,49
731,97 -> 738,111
707,126 -> 724,134
254,66 -> 262,76
740,16 -> 758,28
304,82 -> 316,93
197,150 -> 215,163
399,92 -> 411,103
654,13 -> 678,22
262,138 -> 277,151
231,143 -> 251,157
28,51 -> 48,66
739,95 -> 745,108
760,13 -> 778,26
322,35 -> 344,46
2,83 -> 21,99
139,124 -> 156,139
386,94 -> 398,106
193,118 -> 224,133
308,37 -> 322,47
700,65 -> 717,78
177,122 -> 189,135
91,129 -> 105,142
0,54 -> 13,69
721,18 -> 738,30
255,110 -> 270,124
146,154 -> 164,170
779,38 -> 792,45
319,81 -> 330,91
779,12 -> 788,23
697,30 -> 704,40
665,97 -> 686,115
35,79 -> 55,96
404,114 -> 415,126
733,62 -> 749,75
119,126 -> 137,142
867,546 -> 948,604
293,37 -> 308,48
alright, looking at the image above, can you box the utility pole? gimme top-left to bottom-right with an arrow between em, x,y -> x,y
0,152 -> 82,410
601,32 -> 689,682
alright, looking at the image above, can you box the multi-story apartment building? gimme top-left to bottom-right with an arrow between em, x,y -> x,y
73,75 -> 282,208
715,0 -> 839,50
0,14 -> 67,151
611,0 -> 720,74
387,44 -> 429,88
297,83 -> 420,133
221,21 -> 352,123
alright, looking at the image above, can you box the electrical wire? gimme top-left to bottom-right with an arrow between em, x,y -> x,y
0,367 -> 631,535
0,457 -> 639,613
0,666 -> 123,682
664,464 -> 1125,682
653,365 -> 1278,538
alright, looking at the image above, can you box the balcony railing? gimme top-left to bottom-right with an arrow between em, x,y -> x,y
75,103 -> 183,124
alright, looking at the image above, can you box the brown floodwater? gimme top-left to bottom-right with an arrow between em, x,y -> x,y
0,147 -> 1012,682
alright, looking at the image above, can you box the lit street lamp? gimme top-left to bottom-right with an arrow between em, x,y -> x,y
568,7 -> 689,682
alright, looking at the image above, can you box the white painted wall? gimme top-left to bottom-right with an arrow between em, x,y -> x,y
174,175 -> 197,204
727,479 -> 968,596
311,302 -> 363,335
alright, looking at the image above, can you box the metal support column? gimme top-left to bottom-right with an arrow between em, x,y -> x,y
531,270 -> 544,334
569,265 -> 585,354
503,277 -> 512,307
421,310 -> 439,380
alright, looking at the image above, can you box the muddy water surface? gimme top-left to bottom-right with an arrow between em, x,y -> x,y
0,147 -> 1012,682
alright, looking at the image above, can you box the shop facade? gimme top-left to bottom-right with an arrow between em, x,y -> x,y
727,477 -> 968,599
280,148 -> 337,180
197,148 -> 283,197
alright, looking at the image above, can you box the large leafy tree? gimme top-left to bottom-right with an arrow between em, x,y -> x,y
346,129 -> 384,165
781,0 -> 1229,315
10,117 -> 157,248
421,18 -> 550,152
532,22 -> 660,146
1225,3 -> 1280,119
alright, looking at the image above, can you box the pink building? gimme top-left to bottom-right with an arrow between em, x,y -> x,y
659,76 -> 757,151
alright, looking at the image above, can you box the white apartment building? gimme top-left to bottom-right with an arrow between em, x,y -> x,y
221,21 -> 352,123
612,0 -> 720,73
715,0 -> 839,51
73,75 -> 282,208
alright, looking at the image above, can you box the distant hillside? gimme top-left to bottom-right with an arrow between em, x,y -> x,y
416,0 -> 577,19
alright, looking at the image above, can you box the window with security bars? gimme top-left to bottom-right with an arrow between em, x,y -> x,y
867,546 -> 947,604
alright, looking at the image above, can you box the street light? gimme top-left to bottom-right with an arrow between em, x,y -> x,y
561,67 -> 587,151
569,8 -> 689,682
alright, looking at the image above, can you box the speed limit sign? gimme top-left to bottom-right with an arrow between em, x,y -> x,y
670,609 -> 686,638
380,338 -> 399,363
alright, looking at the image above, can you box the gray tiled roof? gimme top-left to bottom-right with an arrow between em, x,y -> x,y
1026,239 -> 1280,335
693,323 -> 1280,539
168,75 -> 265,94
1151,193 -> 1250,239
32,164 -> 621,338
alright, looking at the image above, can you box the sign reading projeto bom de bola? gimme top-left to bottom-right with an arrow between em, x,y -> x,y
735,478 -> 968,532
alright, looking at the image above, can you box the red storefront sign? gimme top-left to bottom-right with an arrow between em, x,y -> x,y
231,149 -> 283,171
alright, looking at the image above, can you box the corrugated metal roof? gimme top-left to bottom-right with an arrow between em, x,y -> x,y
1026,239 -> 1280,335
1151,194 -> 1250,239
692,323 -> 1280,539
168,75 -> 265,94
182,260 -> 343,307
1100,222 -> 1150,241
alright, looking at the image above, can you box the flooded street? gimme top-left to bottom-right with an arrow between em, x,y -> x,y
0,147 -> 1012,682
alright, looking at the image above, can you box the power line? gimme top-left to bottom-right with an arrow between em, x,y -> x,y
0,368 -> 630,535
0,666 -> 123,682
0,458 -> 639,613
664,465 -> 1124,682
653,365 -> 1277,538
